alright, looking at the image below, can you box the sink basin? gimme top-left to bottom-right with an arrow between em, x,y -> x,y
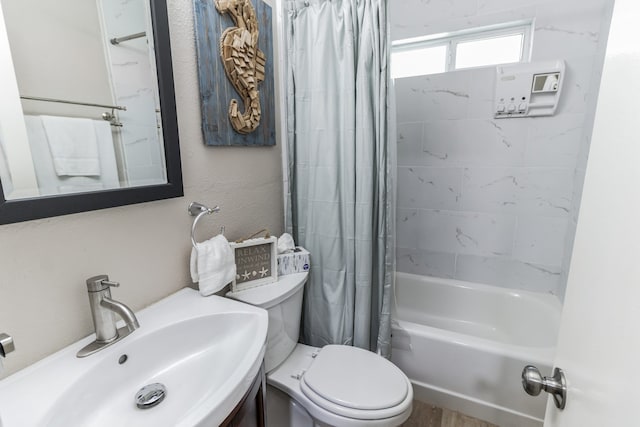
0,288 -> 268,427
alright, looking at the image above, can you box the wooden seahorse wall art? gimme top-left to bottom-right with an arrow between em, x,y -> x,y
214,0 -> 267,134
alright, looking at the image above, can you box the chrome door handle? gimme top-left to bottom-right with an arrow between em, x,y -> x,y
522,365 -> 567,410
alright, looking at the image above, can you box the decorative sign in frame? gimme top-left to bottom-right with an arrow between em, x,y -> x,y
193,0 -> 276,146
230,236 -> 278,292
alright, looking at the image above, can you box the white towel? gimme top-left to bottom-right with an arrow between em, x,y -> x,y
190,234 -> 237,296
24,116 -> 120,196
41,115 -> 101,176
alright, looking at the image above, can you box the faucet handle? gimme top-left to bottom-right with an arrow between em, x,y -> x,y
86,275 -> 119,292
102,280 -> 120,288
0,333 -> 15,357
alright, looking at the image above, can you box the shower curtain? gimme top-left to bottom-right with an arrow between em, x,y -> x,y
284,0 -> 395,357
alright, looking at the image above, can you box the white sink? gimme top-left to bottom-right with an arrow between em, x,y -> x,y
0,288 -> 268,427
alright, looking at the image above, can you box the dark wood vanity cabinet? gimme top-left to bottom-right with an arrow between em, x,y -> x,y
220,365 -> 266,427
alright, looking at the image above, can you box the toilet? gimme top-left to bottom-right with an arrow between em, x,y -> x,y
226,272 -> 413,427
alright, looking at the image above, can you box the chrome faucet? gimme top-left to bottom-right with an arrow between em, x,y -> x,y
77,275 -> 140,358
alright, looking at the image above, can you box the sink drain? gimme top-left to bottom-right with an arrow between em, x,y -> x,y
135,383 -> 167,409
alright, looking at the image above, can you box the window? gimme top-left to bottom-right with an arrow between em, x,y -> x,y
391,22 -> 532,79
391,45 -> 447,79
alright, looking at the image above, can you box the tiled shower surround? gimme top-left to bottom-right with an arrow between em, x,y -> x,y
391,0 -> 613,298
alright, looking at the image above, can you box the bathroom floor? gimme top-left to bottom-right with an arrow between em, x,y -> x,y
402,400 -> 498,427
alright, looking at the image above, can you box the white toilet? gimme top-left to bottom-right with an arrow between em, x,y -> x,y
226,272 -> 413,427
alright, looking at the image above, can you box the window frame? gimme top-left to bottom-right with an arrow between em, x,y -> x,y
391,21 -> 533,78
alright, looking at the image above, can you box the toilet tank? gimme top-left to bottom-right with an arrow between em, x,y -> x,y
226,272 -> 308,372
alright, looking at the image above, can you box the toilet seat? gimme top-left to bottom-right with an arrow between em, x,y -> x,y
267,344 -> 413,426
300,345 -> 410,420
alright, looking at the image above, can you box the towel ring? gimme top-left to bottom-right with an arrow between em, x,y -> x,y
188,202 -> 221,248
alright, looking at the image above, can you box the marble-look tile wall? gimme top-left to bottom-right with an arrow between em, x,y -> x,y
391,0 -> 614,298
99,0 -> 166,186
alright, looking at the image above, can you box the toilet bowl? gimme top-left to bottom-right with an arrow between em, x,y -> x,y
226,272 -> 413,427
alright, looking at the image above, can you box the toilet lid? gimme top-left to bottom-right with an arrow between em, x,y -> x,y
300,345 -> 409,412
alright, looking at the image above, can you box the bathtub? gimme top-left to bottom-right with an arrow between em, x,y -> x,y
391,272 -> 562,427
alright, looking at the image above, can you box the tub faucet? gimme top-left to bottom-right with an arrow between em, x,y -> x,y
77,275 -> 140,358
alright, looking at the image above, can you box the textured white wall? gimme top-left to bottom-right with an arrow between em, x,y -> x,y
391,0 -> 613,297
0,0 -> 283,378
1,0 -> 113,117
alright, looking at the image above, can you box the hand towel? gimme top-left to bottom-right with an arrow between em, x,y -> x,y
24,115 -> 119,196
41,115 -> 101,176
190,234 -> 236,296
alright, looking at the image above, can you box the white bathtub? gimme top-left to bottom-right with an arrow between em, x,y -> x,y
391,272 -> 562,427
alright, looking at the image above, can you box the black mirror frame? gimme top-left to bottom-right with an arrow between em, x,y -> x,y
0,0 -> 183,225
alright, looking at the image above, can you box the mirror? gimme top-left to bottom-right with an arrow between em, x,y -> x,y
0,0 -> 182,224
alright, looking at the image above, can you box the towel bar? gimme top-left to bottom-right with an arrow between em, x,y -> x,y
188,202 -> 221,248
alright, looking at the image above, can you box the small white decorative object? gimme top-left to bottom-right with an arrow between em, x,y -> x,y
230,236 -> 278,292
277,246 -> 310,276
277,232 -> 296,254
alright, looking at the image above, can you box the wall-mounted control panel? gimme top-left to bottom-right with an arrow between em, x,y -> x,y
494,60 -> 565,119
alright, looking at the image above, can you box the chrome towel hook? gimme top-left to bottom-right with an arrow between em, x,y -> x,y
188,202 -> 221,248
